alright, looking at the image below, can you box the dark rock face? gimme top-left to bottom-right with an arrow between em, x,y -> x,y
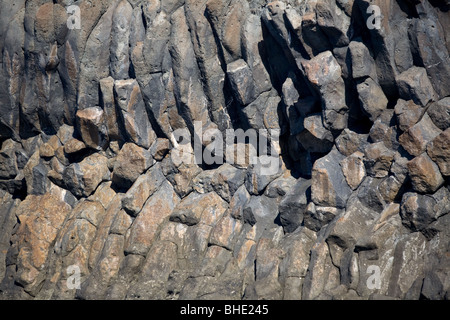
0,0 -> 449,300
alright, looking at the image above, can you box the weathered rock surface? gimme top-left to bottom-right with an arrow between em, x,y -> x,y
303,51 -> 348,132
279,178 -> 311,233
399,113 -> 442,157
0,0 -> 449,301
427,98 -> 450,131
63,153 -> 110,198
357,77 -> 388,122
340,151 -> 366,190
394,99 -> 424,132
112,142 -> 154,190
427,128 -> 450,177
396,66 -> 438,107
407,153 -> 445,194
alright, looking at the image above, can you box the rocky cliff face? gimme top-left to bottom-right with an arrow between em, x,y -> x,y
0,0 -> 449,300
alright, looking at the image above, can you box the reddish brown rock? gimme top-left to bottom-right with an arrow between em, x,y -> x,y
112,143 -> 154,190
0,0 -> 449,302
161,152 -> 202,198
335,129 -> 369,157
206,0 -> 248,62
399,113 -> 442,157
76,107 -> 108,150
125,181 -> 180,256
357,77 -> 388,122
150,138 -> 171,161
379,176 -> 403,203
88,194 -> 124,271
88,181 -> 117,210
340,151 -> 366,190
407,153 -> 444,194
209,213 -> 243,250
311,150 -> 352,208
122,164 -> 166,216
39,143 -> 56,159
394,99 -> 424,132
114,79 -> 156,149
303,51 -> 348,131
427,128 -> 450,176
77,233 -> 125,300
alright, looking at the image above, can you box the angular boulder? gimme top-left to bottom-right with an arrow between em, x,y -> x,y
400,187 -> 450,236
427,128 -> 450,177
363,142 -> 395,178
356,77 -> 388,122
396,66 -> 438,107
394,99 -> 424,132
112,143 -> 154,191
340,151 -> 366,190
63,153 -> 111,198
311,149 -> 352,208
296,114 -> 334,154
170,192 -> 228,227
76,107 -> 108,150
407,153 -> 444,194
427,97 -> 450,131
303,51 -> 348,131
114,79 -> 156,149
278,178 -> 311,233
125,181 -> 180,255
122,163 -> 166,216
227,59 -> 257,106
349,40 -> 377,80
